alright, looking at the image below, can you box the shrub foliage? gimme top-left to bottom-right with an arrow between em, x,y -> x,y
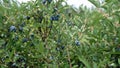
0,0 -> 120,68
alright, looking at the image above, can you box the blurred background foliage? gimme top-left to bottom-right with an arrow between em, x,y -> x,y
0,0 -> 120,68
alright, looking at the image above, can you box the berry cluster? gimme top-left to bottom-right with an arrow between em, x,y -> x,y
50,14 -> 60,21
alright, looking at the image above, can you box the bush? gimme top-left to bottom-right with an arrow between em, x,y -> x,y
0,0 -> 120,68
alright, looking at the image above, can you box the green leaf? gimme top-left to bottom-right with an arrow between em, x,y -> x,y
78,56 -> 91,68
88,0 -> 100,7
35,41 -> 44,53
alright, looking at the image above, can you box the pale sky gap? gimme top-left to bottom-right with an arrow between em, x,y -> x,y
18,0 -> 95,8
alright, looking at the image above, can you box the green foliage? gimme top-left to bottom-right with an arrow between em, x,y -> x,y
0,0 -> 120,68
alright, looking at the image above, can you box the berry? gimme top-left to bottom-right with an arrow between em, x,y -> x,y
19,26 -> 23,32
30,43 -> 34,46
30,33 -> 34,39
115,47 -> 120,52
16,57 -> 26,63
30,33 -> 34,41
49,56 -> 54,60
7,62 -> 13,67
1,41 -> 8,48
26,16 -> 30,20
20,22 -> 25,27
42,0 -> 46,4
22,38 -> 28,43
57,39 -> 61,45
47,0 -> 52,3
9,25 -> 16,32
39,17 -> 43,23
14,36 -> 19,41
50,16 -> 55,21
48,25 -> 52,28
61,46 -> 65,50
56,47 -> 60,51
50,14 -> 60,21
7,62 -> 18,68
75,40 -> 80,46
11,63 -> 18,68
53,7 -> 58,13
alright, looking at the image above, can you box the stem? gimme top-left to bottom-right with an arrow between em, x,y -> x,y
67,47 -> 72,68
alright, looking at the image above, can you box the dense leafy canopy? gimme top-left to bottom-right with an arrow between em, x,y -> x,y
0,0 -> 120,68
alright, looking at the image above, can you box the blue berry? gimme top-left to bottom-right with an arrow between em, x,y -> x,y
30,33 -> 34,40
20,22 -> 25,27
42,0 -> 46,4
75,40 -> 80,46
19,26 -> 23,32
30,34 -> 34,38
56,47 -> 60,51
53,7 -> 58,13
50,14 -> 60,21
50,16 -> 55,21
57,39 -> 61,45
9,25 -> 16,32
7,62 -> 18,68
22,38 -> 28,43
17,57 -> 26,63
30,43 -> 34,46
48,25 -> 52,28
56,14 -> 60,17
26,16 -> 30,20
47,0 -> 52,3
49,56 -> 54,60
115,46 -> 120,52
61,46 -> 65,50
2,41 -> 8,47
14,36 -> 19,41
39,17 -> 43,23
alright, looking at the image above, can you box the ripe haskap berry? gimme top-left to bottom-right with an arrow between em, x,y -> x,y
57,39 -> 61,45
50,14 -> 60,21
19,26 -> 23,32
49,56 -> 54,60
75,40 -> 80,46
56,47 -> 60,51
61,46 -> 65,50
7,62 -> 18,68
48,25 -> 52,28
53,7 -> 58,13
22,38 -> 28,43
42,0 -> 46,4
30,33 -> 34,39
1,41 -> 8,48
20,22 -> 25,27
26,16 -> 30,20
14,36 -> 19,41
47,0 -> 52,3
30,42 -> 34,46
7,62 -> 13,67
115,46 -> 120,52
39,17 -> 43,23
9,25 -> 16,32
17,57 -> 26,63
11,63 -> 18,68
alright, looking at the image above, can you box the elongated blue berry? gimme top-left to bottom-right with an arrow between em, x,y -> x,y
50,14 -> 60,21
9,25 -> 16,32
47,0 -> 52,3
42,0 -> 46,4
75,40 -> 80,46
19,26 -> 23,32
22,38 -> 28,43
26,16 -> 30,20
